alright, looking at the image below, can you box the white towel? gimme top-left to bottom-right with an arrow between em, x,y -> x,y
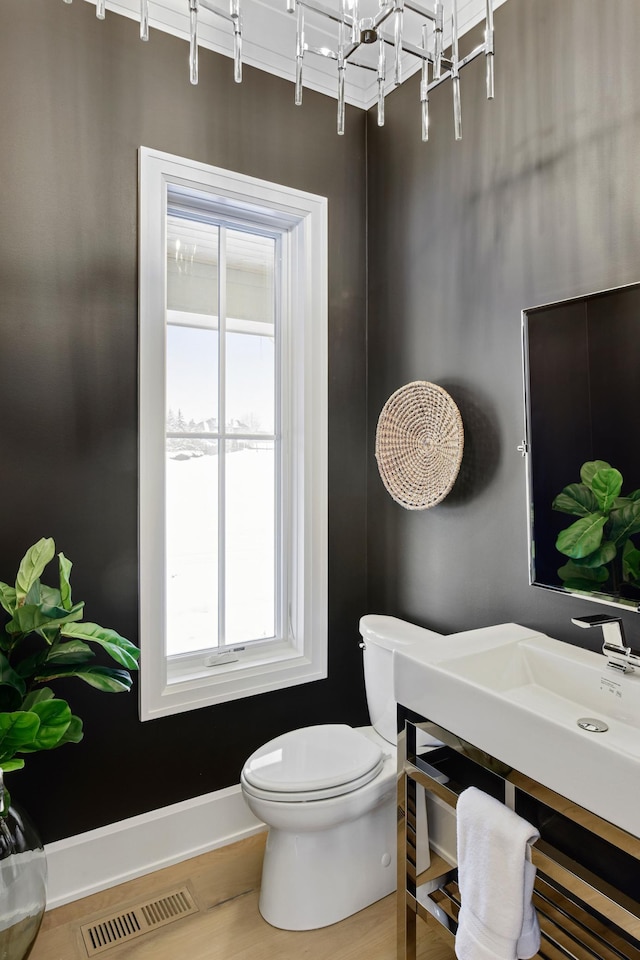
455,786 -> 540,960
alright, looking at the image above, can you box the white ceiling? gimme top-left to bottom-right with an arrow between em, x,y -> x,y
83,0 -> 507,110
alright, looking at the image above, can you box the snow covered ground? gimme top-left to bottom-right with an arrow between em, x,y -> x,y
165,446 -> 275,656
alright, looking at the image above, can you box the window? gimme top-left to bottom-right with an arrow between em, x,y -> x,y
138,148 -> 328,720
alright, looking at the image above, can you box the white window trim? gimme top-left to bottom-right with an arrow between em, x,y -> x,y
138,146 -> 328,721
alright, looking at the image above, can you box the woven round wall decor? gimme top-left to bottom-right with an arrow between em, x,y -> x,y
375,381 -> 464,510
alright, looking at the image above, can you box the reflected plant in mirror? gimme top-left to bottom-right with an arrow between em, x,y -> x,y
522,281 -> 640,611
553,460 -> 640,599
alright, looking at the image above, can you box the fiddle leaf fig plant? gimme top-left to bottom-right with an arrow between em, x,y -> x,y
0,538 -> 140,815
553,460 -> 640,593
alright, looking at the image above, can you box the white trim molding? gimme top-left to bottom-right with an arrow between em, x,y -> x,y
138,147 -> 328,720
45,785 -> 265,910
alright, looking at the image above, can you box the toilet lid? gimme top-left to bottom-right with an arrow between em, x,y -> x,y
242,724 -> 384,796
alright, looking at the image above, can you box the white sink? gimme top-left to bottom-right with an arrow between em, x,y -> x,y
393,622 -> 640,837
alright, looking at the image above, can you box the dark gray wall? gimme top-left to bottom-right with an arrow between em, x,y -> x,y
5,0 -> 640,847
0,0 -> 368,842
367,0 -> 640,645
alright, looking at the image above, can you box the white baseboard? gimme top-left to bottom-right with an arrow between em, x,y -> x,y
44,784 -> 265,910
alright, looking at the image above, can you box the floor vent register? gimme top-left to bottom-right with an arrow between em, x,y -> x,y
80,885 -> 199,955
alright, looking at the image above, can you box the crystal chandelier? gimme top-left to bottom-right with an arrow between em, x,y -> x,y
61,0 -> 495,138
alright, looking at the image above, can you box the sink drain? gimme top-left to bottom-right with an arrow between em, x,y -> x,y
577,717 -> 609,733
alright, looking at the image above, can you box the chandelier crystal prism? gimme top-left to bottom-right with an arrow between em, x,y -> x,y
62,0 -> 494,139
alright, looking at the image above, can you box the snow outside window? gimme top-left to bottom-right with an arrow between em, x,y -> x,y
138,148 -> 328,720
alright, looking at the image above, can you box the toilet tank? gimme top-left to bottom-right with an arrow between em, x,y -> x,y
359,614 -> 444,744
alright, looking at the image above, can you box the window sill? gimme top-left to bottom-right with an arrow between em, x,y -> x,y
140,645 -> 326,720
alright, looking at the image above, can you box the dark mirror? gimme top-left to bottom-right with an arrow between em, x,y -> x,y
523,282 -> 640,612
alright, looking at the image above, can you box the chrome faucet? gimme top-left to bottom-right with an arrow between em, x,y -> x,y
571,614 -> 640,674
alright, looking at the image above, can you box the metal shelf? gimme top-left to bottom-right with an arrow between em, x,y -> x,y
398,713 -> 640,960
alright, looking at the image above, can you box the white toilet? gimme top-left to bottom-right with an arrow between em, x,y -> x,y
240,613 -> 437,930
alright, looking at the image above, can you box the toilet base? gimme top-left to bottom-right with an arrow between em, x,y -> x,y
257,791 -> 397,930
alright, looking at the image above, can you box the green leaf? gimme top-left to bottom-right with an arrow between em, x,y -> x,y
552,483 -> 599,517
623,540 -> 640,582
41,601 -> 84,623
7,601 -> 85,636
590,468 -> 623,514
0,759 -> 23,773
0,712 -> 41,763
15,538 -> 55,604
556,513 -> 607,559
60,623 -> 140,671
19,700 -> 72,752
24,580 -> 41,607
558,561 -> 608,583
77,666 -> 133,693
6,604 -> 49,635
39,584 -> 62,608
0,583 -> 17,617
33,663 -> 134,693
58,714 -> 83,745
572,541 -> 617,569
14,650 -> 48,682
609,502 -> 640,545
0,686 -> 22,713
580,461 -> 613,490
0,652 -> 26,698
0,628 -> 11,654
21,687 -> 55,710
45,639 -> 95,664
32,592 -> 83,643
59,553 -> 73,611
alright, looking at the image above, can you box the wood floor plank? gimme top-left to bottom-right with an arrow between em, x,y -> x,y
29,833 -> 454,960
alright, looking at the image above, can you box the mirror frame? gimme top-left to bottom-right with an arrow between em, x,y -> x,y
521,282 -> 640,614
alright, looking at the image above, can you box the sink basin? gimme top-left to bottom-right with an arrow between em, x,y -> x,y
394,622 -> 640,837
439,633 -> 640,731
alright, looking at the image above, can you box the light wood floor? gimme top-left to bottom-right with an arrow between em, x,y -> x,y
30,832 -> 455,960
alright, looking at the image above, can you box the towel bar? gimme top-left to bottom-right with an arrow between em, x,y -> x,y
398,712 -> 640,960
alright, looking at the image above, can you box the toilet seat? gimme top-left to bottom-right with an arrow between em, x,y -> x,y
242,724 -> 385,802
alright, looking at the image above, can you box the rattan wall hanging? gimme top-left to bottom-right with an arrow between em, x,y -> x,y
375,381 -> 464,510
